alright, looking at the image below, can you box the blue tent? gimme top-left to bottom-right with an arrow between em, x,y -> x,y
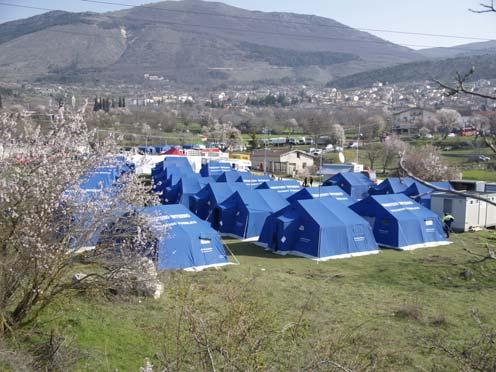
189,182 -> 248,220
287,186 -> 357,206
369,177 -> 415,196
324,172 -> 373,200
256,180 -> 302,198
79,173 -> 112,190
350,194 -> 449,250
216,170 -> 251,183
258,198 -> 379,260
200,162 -> 233,179
154,163 -> 194,199
163,157 -> 193,173
402,181 -> 452,209
136,205 -> 230,271
164,174 -> 215,207
212,189 -> 289,239
236,173 -> 272,187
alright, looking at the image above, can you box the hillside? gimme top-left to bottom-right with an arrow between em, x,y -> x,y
329,53 -> 496,89
0,0 -> 423,85
419,40 -> 496,60
25,233 -> 496,370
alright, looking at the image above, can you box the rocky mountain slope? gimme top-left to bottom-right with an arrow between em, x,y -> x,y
0,0 -> 424,85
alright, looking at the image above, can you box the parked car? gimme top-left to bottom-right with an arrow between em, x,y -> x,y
478,155 -> 491,162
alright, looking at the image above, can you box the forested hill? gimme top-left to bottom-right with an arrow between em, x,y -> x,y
329,54 -> 496,89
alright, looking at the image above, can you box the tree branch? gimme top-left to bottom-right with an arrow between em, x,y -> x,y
470,0 -> 496,13
434,67 -> 496,101
398,156 -> 496,207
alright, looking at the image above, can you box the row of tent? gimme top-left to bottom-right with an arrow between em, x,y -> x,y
118,192 -> 449,271
133,160 -> 452,270
324,172 -> 452,208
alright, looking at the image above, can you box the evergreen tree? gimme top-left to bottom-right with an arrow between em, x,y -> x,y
122,97 -> 126,108
118,97 -> 122,108
0,94 -> 3,109
93,97 -> 99,112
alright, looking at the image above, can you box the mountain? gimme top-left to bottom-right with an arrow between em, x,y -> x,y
329,53 -> 496,89
0,0 -> 423,85
419,40 -> 496,60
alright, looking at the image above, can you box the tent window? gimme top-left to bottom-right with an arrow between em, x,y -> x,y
299,225 -> 305,231
381,219 -> 391,225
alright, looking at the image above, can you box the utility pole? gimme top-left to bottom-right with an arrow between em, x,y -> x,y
356,122 -> 360,163
264,127 -> 268,175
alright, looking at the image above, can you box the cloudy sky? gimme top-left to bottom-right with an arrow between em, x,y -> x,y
0,0 -> 494,49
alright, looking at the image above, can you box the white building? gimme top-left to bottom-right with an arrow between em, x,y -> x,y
431,192 -> 496,232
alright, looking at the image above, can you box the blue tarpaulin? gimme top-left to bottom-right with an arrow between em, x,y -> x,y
189,182 -> 248,220
369,177 -> 415,196
402,181 -> 452,209
258,198 -> 379,260
138,205 -> 229,271
350,194 -> 449,250
255,180 -> 302,198
287,186 -> 357,206
324,172 -> 373,200
212,189 -> 289,239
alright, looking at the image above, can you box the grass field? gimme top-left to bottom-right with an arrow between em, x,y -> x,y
25,231 -> 496,371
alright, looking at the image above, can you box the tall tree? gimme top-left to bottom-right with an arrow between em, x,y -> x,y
435,109 -> 461,139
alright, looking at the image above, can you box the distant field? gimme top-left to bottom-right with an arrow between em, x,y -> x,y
463,169 -> 496,183
31,231 -> 496,371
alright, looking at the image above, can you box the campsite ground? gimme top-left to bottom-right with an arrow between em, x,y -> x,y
28,230 -> 496,370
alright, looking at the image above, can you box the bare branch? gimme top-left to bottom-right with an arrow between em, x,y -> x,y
470,0 -> 496,13
434,67 -> 496,101
398,156 -> 496,207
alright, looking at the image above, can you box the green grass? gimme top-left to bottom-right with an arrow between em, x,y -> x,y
29,231 -> 496,370
463,169 -> 496,183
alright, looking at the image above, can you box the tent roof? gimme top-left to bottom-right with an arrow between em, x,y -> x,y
201,182 -> 247,203
297,198 -> 367,227
141,205 -> 212,237
353,194 -> 438,221
163,147 -> 185,156
330,172 -> 373,186
287,186 -> 356,205
256,180 -> 301,195
237,173 -> 271,185
200,161 -> 234,177
370,177 -> 414,194
216,170 -> 248,183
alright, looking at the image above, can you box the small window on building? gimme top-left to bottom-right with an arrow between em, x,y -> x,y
296,152 -> 301,159
443,198 -> 453,214
302,162 -> 307,168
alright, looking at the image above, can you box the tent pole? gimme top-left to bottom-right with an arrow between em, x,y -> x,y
222,239 -> 240,266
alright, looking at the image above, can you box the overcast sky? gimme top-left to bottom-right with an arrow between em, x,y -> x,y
0,0 -> 494,49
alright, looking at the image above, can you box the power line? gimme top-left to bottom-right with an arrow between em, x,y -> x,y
81,0 -> 496,42
1,1 -> 496,53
